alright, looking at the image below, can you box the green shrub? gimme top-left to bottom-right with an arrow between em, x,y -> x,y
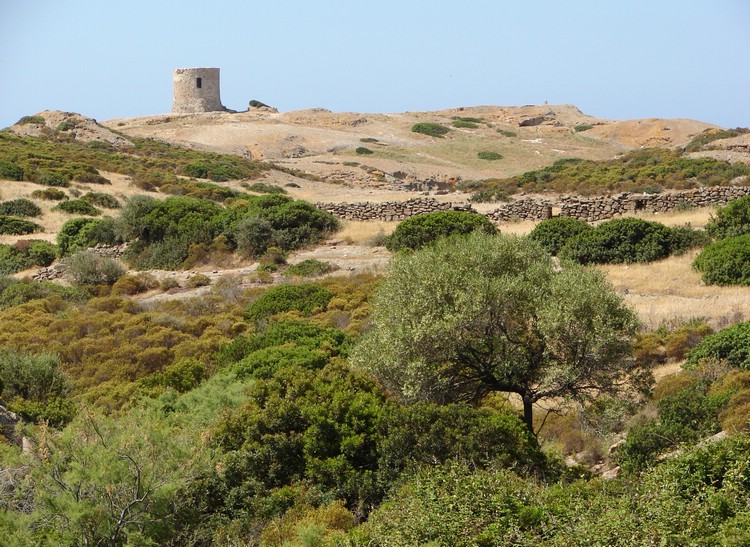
81,192 -> 120,209
360,137 -> 378,143
668,224 -> 710,255
0,198 -> 42,218
574,124 -> 593,132
686,321 -> 750,370
494,148 -> 750,196
245,283 -> 334,322
453,120 -> 479,129
39,171 -> 71,187
384,210 -> 497,252
0,348 -> 74,427
30,187 -> 67,201
560,217 -> 674,264
234,216 -> 275,258
0,241 -> 54,275
53,199 -> 101,216
0,160 -> 24,181
693,234 -> 750,285
705,196 -> 750,240
355,147 -> 373,155
285,259 -> 336,278
477,151 -> 503,160
0,216 -> 41,235
183,161 -> 247,181
411,122 -> 450,138
63,250 -> 125,286
245,182 -> 287,195
57,217 -> 119,256
378,403 -> 545,486
528,216 -> 593,256
139,359 -> 207,394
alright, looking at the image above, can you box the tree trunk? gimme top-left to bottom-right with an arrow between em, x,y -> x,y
522,396 -> 534,435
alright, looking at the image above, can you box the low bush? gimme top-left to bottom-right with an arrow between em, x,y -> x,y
498,129 -> 516,137
111,273 -> 158,296
81,192 -> 120,209
360,137 -> 378,143
53,199 -> 101,216
685,321 -> 750,370
0,160 -> 25,181
0,216 -> 41,235
411,122 -> 450,138
355,147 -> 373,155
185,274 -> 211,288
57,217 -> 120,256
63,250 -> 125,286
528,216 -> 592,256
245,182 -> 287,195
705,196 -> 750,240
0,198 -> 42,218
693,234 -> 750,285
574,124 -> 593,132
384,210 -> 497,252
285,259 -> 336,278
453,120 -> 479,129
560,217 -> 674,264
477,151 -> 503,161
30,187 -> 67,201
0,240 -> 57,275
245,283 -> 334,323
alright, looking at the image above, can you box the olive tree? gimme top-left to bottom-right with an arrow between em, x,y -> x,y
351,232 -> 645,433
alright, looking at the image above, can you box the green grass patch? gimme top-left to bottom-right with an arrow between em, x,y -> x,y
574,124 -> 593,132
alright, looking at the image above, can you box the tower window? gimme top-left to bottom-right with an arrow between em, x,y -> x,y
196,77 -> 202,89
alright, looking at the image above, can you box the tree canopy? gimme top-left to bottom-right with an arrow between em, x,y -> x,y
352,232 -> 645,433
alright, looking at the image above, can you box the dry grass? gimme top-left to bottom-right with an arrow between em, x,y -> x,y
600,251 -> 750,329
334,220 -> 399,245
618,206 -> 715,229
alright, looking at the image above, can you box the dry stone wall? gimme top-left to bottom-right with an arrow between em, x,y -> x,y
318,186 -> 750,225
315,198 -> 473,221
560,186 -> 750,222
485,198 -> 554,222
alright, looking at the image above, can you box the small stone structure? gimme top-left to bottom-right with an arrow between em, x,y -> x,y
171,67 -> 227,113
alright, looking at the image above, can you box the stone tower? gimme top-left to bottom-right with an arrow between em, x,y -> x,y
171,67 -> 227,113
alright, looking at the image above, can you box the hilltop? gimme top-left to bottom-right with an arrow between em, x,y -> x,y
104,104 -> 725,192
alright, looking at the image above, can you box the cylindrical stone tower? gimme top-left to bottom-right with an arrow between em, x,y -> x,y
171,67 -> 227,113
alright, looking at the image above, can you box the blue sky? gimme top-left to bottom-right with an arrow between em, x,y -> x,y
1,0 -> 748,129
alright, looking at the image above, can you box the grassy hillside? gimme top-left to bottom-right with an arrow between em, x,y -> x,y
2,110 -> 750,544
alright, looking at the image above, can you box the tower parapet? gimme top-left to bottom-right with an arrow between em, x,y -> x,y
171,68 -> 227,113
